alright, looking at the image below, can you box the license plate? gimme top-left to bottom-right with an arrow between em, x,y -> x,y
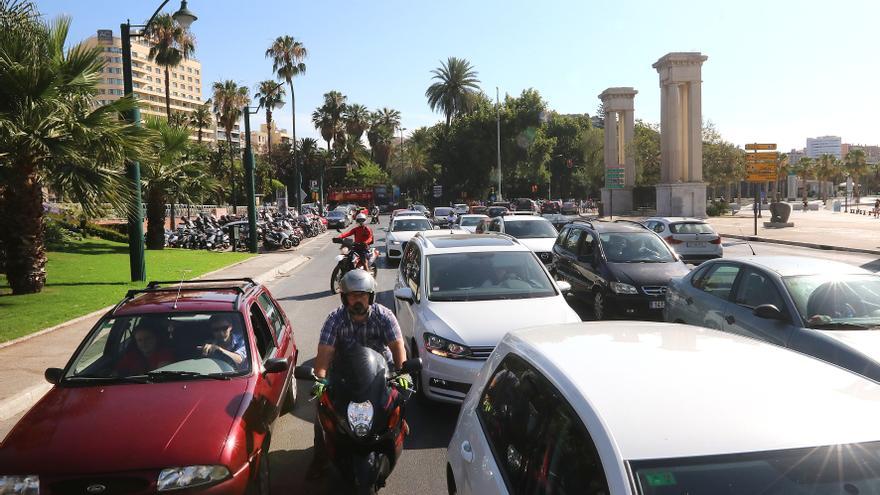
686,241 -> 707,248
649,301 -> 665,309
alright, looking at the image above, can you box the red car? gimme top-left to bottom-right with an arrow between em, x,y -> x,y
0,278 -> 297,494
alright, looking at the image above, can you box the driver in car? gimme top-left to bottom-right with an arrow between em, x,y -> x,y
197,314 -> 246,369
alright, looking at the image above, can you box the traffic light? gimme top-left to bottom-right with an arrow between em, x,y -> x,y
531,184 -> 538,193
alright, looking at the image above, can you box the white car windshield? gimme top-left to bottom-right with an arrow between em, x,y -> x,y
460,217 -> 483,227
426,251 -> 556,301
784,273 -> 880,329
600,232 -> 676,263
65,312 -> 250,382
631,441 -> 880,495
503,220 -> 558,239
392,219 -> 432,232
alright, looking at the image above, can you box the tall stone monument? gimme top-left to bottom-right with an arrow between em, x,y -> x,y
599,87 -> 637,215
652,52 -> 708,217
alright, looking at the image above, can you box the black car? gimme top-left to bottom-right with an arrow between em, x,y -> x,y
487,206 -> 509,218
551,219 -> 690,320
326,210 -> 350,228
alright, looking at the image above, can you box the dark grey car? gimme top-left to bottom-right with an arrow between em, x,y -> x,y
665,256 -> 880,383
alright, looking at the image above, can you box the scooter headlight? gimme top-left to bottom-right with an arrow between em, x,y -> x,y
347,400 -> 374,437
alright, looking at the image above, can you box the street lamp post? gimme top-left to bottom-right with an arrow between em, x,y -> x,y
121,0 -> 196,281
496,87 -> 502,201
242,105 -> 260,253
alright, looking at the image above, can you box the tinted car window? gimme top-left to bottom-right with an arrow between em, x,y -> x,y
563,228 -> 585,252
249,303 -> 275,360
579,232 -> 596,256
695,264 -> 741,300
556,227 -> 570,246
256,293 -> 285,339
599,232 -> 675,263
734,269 -> 785,310
503,220 -> 558,239
426,252 -> 556,301
478,354 -> 609,495
460,216 -> 484,227
391,218 -> 432,232
784,273 -> 880,328
670,222 -> 715,234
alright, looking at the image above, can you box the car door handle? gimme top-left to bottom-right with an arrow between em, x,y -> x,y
460,440 -> 474,463
725,315 -> 735,324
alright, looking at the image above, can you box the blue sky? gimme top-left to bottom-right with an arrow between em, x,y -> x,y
37,0 -> 880,151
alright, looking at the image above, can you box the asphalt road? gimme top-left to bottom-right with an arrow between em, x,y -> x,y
260,223 -> 880,494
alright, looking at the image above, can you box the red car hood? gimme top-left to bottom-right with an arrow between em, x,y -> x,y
0,377 -> 251,474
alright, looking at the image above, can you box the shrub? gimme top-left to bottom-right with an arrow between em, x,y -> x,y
706,199 -> 730,217
46,214 -> 128,243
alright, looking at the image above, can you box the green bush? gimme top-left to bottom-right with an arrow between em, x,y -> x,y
44,218 -> 82,248
46,214 -> 129,243
706,199 -> 730,217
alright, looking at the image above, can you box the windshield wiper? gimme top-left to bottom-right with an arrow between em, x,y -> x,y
63,375 -> 151,384
146,370 -> 231,381
809,321 -> 875,330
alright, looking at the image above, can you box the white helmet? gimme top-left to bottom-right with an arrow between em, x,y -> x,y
355,213 -> 367,223
340,269 -> 377,305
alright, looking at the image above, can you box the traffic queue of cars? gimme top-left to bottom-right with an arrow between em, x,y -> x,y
8,206 -> 880,494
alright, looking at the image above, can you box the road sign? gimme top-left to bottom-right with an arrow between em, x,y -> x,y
606,167 -> 625,189
745,143 -> 777,151
433,185 -> 443,198
746,152 -> 779,160
309,180 -> 318,192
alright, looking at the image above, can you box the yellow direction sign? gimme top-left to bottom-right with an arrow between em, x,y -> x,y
745,143 -> 777,151
746,152 -> 779,160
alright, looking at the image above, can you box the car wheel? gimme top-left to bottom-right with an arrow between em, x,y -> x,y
592,291 -> 606,320
408,338 -> 429,404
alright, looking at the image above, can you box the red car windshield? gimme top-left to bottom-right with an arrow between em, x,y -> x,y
65,312 -> 251,381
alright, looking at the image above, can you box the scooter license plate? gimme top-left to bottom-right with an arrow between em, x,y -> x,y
649,301 -> 665,309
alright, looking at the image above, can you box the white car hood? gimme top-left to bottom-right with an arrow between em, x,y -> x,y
387,231 -> 420,243
515,237 -> 556,253
424,296 -> 581,347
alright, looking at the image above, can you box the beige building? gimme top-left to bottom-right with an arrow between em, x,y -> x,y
251,122 -> 291,154
842,143 -> 880,164
84,29 -> 211,142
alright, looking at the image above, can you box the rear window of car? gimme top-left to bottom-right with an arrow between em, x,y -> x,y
435,208 -> 453,216
503,219 -> 558,239
670,222 -> 714,234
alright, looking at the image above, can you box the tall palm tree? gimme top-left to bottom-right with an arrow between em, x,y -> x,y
144,13 -> 195,121
311,108 -> 335,157
189,101 -> 212,143
142,117 -> 192,249
312,91 -> 347,158
168,111 -> 189,128
793,157 -> 815,206
0,5 -> 149,293
266,35 -> 307,208
344,103 -> 370,142
254,80 -> 285,154
212,80 -> 249,212
377,107 -> 402,131
846,149 -> 869,203
814,154 -> 841,202
425,57 -> 481,128
772,153 -> 789,201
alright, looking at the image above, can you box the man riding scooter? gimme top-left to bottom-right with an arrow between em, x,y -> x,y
370,204 -> 380,225
337,213 -> 374,271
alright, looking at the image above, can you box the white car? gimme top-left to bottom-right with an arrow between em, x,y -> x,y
393,231 -> 579,403
475,215 -> 558,265
453,203 -> 470,215
454,214 -> 488,233
447,321 -> 880,494
643,217 -> 722,264
385,216 -> 433,261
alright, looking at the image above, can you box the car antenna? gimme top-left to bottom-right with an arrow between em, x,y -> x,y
172,269 -> 193,309
737,227 -> 757,256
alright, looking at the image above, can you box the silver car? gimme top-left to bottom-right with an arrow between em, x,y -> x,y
665,256 -> 880,383
643,217 -> 722,264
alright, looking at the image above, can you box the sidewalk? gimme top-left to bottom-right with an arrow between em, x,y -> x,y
0,233 -> 324,434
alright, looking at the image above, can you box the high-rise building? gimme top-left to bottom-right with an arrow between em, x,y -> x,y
842,143 -> 880,164
806,136 -> 842,159
787,148 -> 806,165
84,29 -> 210,141
250,122 -> 291,154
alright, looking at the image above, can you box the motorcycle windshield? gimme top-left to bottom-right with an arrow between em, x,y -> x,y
329,344 -> 391,406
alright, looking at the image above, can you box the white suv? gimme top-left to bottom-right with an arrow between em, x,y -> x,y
393,231 -> 579,403
447,321 -> 880,494
475,215 -> 558,265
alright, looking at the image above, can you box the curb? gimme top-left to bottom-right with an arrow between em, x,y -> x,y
0,241 -> 321,425
721,233 -> 880,256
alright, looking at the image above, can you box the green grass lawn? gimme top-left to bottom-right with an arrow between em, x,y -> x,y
0,237 -> 254,342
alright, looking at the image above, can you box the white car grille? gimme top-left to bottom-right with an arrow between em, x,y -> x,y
466,346 -> 495,360
642,286 -> 667,296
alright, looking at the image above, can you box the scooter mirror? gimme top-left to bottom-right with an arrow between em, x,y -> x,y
294,366 -> 317,381
401,358 -> 422,374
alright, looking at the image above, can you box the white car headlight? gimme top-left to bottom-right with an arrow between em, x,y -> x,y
347,400 -> 374,437
610,282 -> 639,294
157,465 -> 230,491
424,333 -> 472,359
391,240 -> 401,245
0,476 -> 39,495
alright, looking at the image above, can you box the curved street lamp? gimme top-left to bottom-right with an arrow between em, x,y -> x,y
121,0 -> 197,281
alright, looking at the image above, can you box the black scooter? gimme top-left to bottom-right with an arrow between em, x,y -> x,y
295,347 -> 421,494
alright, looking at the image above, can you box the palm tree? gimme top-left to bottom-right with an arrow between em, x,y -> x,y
266,35 -> 307,208
212,80 -> 249,212
254,80 -> 285,153
168,111 -> 190,128
311,108 -> 335,156
0,5 -> 149,293
793,157 -> 815,206
425,57 -> 481,128
846,149 -> 869,203
142,117 -> 193,249
344,103 -> 370,142
814,154 -> 841,202
144,13 -> 195,121
312,91 -> 347,158
189,101 -> 212,143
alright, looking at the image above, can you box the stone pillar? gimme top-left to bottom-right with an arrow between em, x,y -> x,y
598,87 -> 638,216
653,52 -> 708,217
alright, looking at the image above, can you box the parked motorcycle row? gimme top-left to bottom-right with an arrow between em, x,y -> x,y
158,208 -> 328,252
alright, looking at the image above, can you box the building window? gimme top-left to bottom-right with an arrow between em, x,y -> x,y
156,78 -> 162,84
195,69 -> 199,75
173,82 -> 177,88
195,78 -> 200,84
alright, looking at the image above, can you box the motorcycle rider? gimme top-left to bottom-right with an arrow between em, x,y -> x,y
306,270 -> 410,479
336,212 -> 374,270
370,203 -> 380,224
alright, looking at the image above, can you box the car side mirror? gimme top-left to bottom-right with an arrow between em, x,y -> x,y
557,280 -> 572,293
294,365 -> 317,381
394,287 -> 415,303
401,358 -> 422,374
263,358 -> 289,374
753,304 -> 786,321
45,367 -> 63,385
